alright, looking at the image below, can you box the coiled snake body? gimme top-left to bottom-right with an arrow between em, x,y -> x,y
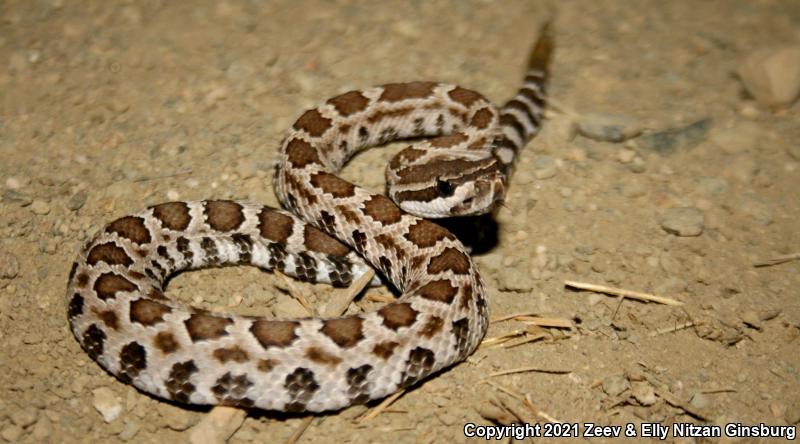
66,25 -> 552,412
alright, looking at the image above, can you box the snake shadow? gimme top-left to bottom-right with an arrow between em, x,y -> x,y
437,213 -> 499,255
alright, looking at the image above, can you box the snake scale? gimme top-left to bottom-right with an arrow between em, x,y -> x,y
66,24 -> 553,412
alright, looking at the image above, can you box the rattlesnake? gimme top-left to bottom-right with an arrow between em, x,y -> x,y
66,24 -> 552,412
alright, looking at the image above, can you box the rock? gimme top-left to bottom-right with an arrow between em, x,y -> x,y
119,420 -> 140,441
0,250 -> 19,280
30,199 -> 50,215
576,113 -> 642,143
631,382 -> 657,406
785,402 -> 800,424
0,424 -> 23,442
638,118 -> 712,155
737,46 -> 800,108
156,403 -> 198,431
92,387 -> 123,423
271,296 -> 309,319
9,407 -> 37,428
3,189 -> 32,206
689,393 -> 710,410
710,121 -> 762,154
740,310 -> 762,330
66,190 -> 88,211
602,375 -> 630,397
532,155 -> 557,179
659,207 -> 705,236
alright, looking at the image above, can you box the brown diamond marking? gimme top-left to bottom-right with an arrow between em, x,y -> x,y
130,298 -> 172,326
212,372 -> 254,407
106,216 -> 151,244
378,303 -> 419,331
118,341 -> 147,383
379,82 -> 437,102
75,272 -> 90,288
87,242 -> 133,267
257,208 -> 294,243
416,279 -> 458,304
166,360 -> 197,403
213,345 -> 250,363
394,187 -> 438,204
372,341 -> 400,360
447,86 -> 484,107
284,367 -> 320,413
389,147 -> 427,170
184,313 -> 232,342
419,316 -> 444,338
293,108 -> 332,137
204,200 -> 244,232
459,285 -> 473,310
320,317 -> 364,348
303,225 -> 349,257
285,138 -> 322,168
83,324 -> 106,360
362,195 -> 402,225
310,172 -> 355,198
92,307 -> 119,330
93,273 -> 137,300
400,346 -> 435,388
151,202 -> 191,231
257,359 -> 278,372
404,220 -> 452,249
250,320 -> 299,350
154,331 -> 180,354
68,293 -> 84,319
469,107 -> 495,129
430,132 -> 468,148
305,347 -> 342,365
427,247 -> 471,275
346,364 -> 373,404
328,90 -> 370,116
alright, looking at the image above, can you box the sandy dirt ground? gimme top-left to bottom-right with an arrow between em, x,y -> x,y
1,1 -> 799,443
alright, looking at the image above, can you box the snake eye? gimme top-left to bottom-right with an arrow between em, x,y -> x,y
436,179 -> 454,197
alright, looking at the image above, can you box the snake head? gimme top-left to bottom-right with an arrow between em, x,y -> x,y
387,151 -> 506,218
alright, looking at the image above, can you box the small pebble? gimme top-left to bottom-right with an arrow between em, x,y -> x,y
576,113 -> 642,143
737,46 -> 800,108
5,177 -> 21,189
0,250 -> 20,280
689,393 -> 710,410
30,199 -> 50,215
119,420 -> 140,441
0,424 -> 23,442
3,189 -> 33,206
785,402 -> 800,424
66,190 -> 88,211
272,297 -> 309,319
638,118 -> 712,155
532,155 -> 557,179
602,374 -> 630,397
631,382 -> 657,406
92,387 -> 123,423
659,207 -> 705,237
740,310 -> 762,330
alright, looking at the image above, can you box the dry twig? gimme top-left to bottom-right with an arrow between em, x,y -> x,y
565,280 -> 683,306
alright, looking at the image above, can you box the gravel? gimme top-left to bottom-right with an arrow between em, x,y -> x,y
659,207 -> 705,236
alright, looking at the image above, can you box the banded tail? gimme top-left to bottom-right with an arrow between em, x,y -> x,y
492,21 -> 554,169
